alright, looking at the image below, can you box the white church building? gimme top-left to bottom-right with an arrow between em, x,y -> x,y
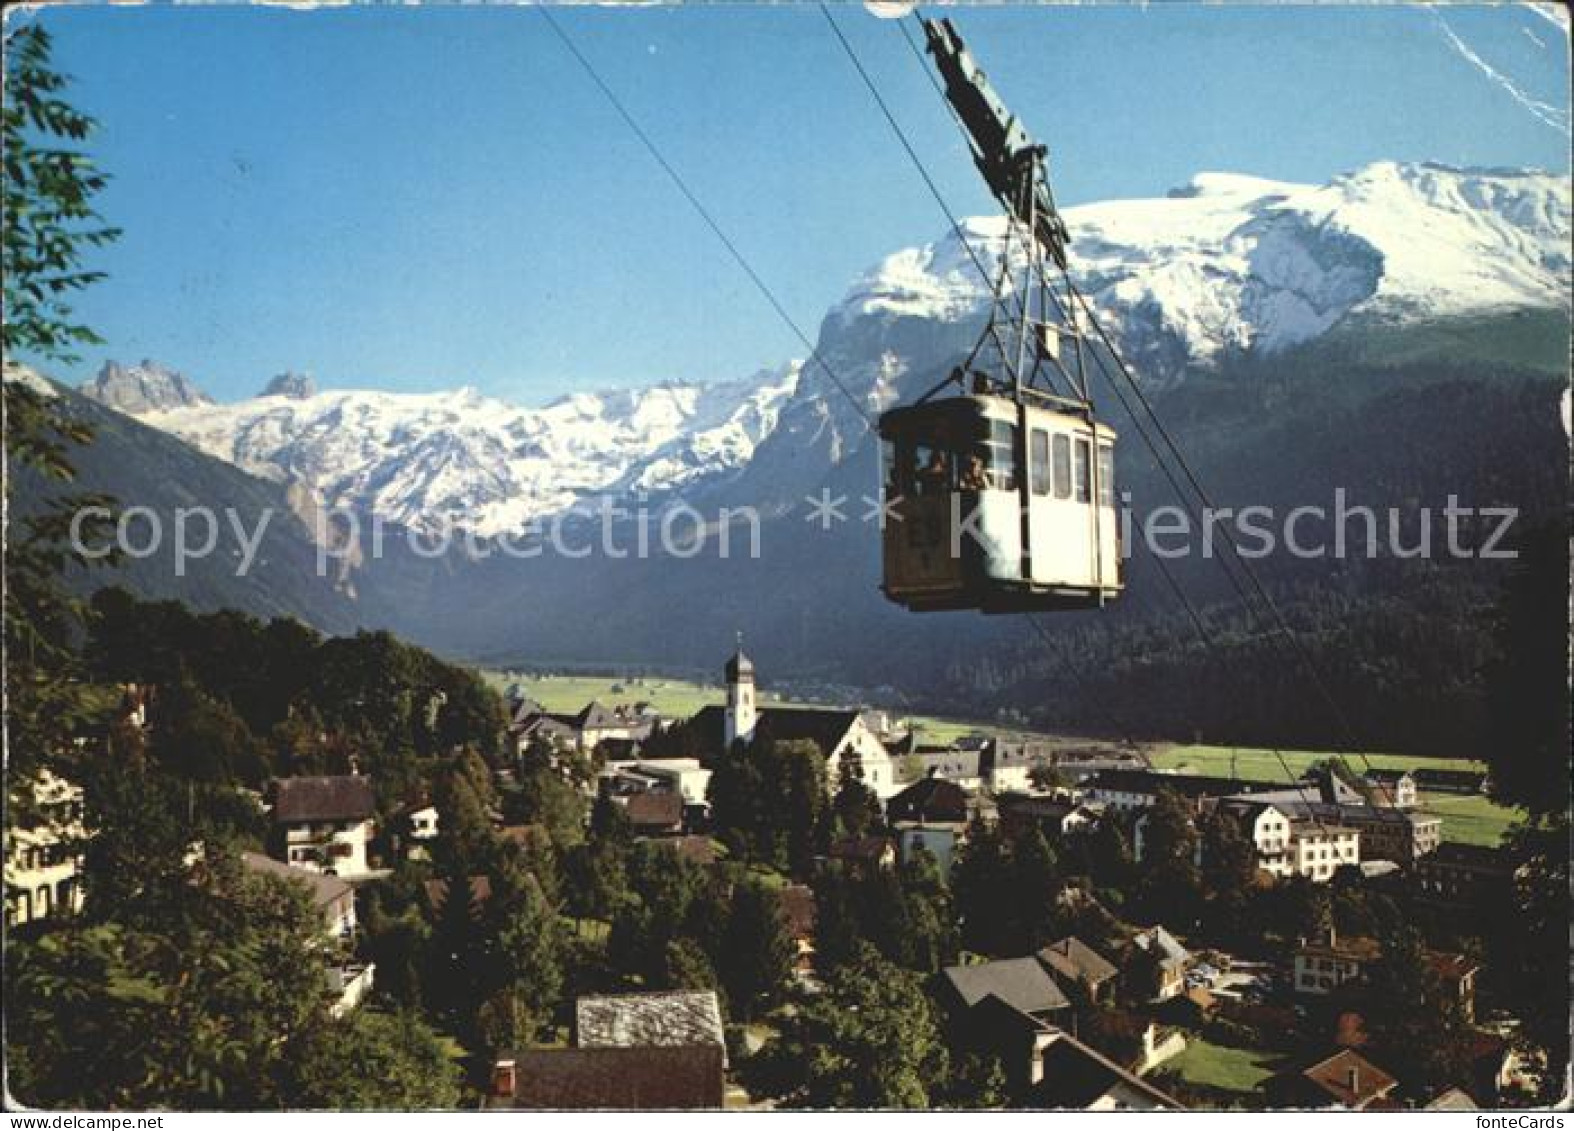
691,644 -> 899,800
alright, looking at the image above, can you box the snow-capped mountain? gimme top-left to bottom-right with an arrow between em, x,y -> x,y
82,360 -> 213,413
136,365 -> 800,536
833,161 -> 1570,382
726,160 -> 1570,509
115,161 -> 1566,535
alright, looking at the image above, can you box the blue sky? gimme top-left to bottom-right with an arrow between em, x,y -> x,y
18,2 -> 1571,404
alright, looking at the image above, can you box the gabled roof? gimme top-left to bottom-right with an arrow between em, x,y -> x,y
1425,1087 -> 1479,1110
942,957 -> 1071,1016
1038,937 -> 1119,989
489,1046 -> 724,1109
624,791 -> 684,830
753,708 -> 863,753
887,775 -> 970,824
241,851 -> 352,909
1302,1048 -> 1397,1108
576,991 -> 725,1053
689,703 -> 864,757
272,775 -> 375,823
1032,1028 -> 1184,1109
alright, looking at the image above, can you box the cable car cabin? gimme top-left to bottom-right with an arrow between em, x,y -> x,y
879,395 -> 1122,614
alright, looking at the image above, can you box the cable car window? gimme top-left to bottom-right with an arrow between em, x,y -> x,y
881,440 -> 901,495
1029,428 -> 1050,496
1073,438 -> 1091,503
1097,443 -> 1115,507
1052,434 -> 1072,499
980,420 -> 1017,491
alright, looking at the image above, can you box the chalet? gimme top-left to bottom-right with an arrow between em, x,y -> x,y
1037,937 -> 1119,1004
1283,1048 -> 1399,1110
1415,842 -> 1515,910
269,775 -> 376,878
690,646 -> 898,798
5,769 -> 86,927
1361,769 -> 1417,809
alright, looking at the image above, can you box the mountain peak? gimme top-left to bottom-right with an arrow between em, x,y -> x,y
262,371 -> 318,400
81,360 -> 212,413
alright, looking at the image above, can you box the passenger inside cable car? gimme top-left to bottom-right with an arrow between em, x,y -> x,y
878,392 -> 1122,614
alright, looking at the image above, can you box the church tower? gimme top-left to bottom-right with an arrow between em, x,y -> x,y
723,635 -> 757,747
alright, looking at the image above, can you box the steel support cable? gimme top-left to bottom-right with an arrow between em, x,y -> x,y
866,15 -> 1337,826
1062,278 -> 1400,807
534,2 -> 876,434
819,4 -> 1000,296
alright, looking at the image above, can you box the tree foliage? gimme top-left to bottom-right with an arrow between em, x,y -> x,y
749,944 -> 949,1109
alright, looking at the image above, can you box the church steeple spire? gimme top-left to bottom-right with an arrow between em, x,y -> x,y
724,633 -> 757,746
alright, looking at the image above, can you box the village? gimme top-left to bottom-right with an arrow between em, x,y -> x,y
5,640 -> 1542,1111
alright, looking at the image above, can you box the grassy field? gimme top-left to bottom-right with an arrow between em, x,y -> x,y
1168,1035 -> 1284,1095
1421,791 -> 1522,847
485,672 -> 725,718
1151,743 -> 1485,780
